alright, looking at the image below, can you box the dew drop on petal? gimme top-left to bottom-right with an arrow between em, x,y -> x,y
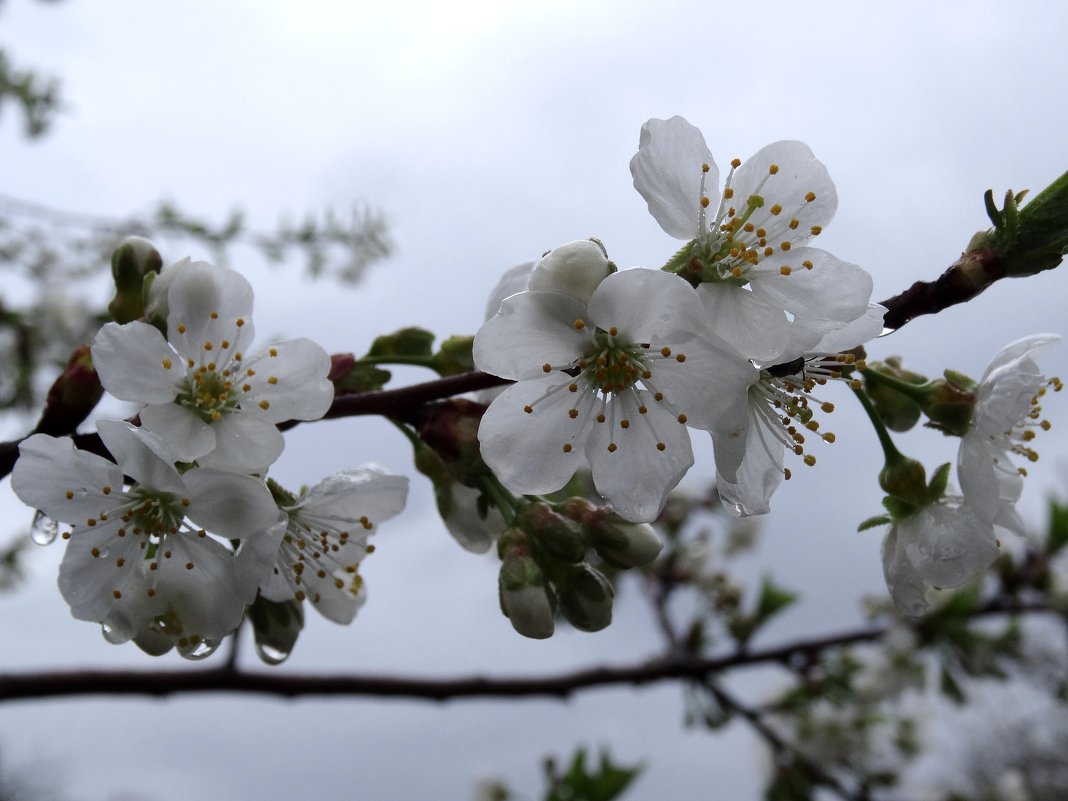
101,622 -> 126,644
255,641 -> 292,665
178,638 -> 221,660
30,510 -> 58,545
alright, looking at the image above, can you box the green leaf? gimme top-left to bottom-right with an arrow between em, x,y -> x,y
939,664 -> 966,704
545,747 -> 642,801
1047,498 -> 1068,554
434,335 -> 475,375
334,361 -> 391,394
927,462 -> 952,502
367,327 -> 436,359
857,514 -> 892,532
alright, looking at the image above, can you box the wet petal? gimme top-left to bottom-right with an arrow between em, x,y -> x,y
474,291 -> 590,380
92,321 -> 184,404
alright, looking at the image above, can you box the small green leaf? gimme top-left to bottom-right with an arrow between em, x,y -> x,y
434,335 -> 475,375
939,665 -> 966,704
367,327 -> 436,359
334,361 -> 391,394
927,462 -> 952,502
1047,498 -> 1068,554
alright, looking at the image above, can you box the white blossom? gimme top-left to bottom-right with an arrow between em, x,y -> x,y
12,420 -> 282,654
630,115 -> 873,363
259,468 -> 409,624
474,267 -> 756,522
92,260 -> 334,472
881,499 -> 999,617
958,334 -> 1062,537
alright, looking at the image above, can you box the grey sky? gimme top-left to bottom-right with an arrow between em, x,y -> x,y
2,1 -> 1068,799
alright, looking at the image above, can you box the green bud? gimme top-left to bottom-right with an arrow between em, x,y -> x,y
879,455 -> 928,507
917,376 -> 976,436
434,335 -> 475,376
107,236 -> 162,323
517,502 -> 587,563
416,399 -> 490,486
863,358 -> 926,432
557,563 -> 614,632
590,521 -> 663,568
498,554 -> 555,639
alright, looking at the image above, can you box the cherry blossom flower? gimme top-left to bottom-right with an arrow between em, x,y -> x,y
958,334 -> 1062,536
881,499 -> 999,617
259,468 -> 409,624
713,304 -> 886,516
630,115 -> 873,363
12,420 -> 282,655
92,260 -> 334,472
474,267 -> 756,522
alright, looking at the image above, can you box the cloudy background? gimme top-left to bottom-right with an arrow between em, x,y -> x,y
2,1 -> 1068,798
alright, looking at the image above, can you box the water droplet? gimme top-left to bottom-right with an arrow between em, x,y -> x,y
30,510 -> 58,545
101,622 -> 128,644
178,638 -> 220,660
255,641 -> 292,665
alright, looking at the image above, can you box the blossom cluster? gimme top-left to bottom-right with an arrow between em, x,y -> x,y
13,259 -> 408,658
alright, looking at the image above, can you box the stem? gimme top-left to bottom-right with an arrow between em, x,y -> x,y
859,365 -> 930,403
851,385 -> 906,466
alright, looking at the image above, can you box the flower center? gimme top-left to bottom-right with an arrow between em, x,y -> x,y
178,367 -> 238,422
583,329 -> 647,394
125,487 -> 187,537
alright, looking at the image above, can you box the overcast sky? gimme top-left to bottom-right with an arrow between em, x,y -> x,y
3,2 -> 1068,799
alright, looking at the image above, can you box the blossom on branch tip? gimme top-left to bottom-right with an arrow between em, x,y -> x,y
958,334 -> 1062,537
474,267 -> 756,523
92,260 -> 334,472
630,115 -> 873,363
259,468 -> 409,624
11,420 -> 282,655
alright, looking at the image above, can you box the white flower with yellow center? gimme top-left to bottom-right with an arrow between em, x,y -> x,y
474,267 -> 756,522
630,115 -> 874,363
92,260 -> 334,472
713,305 -> 885,516
259,468 -> 409,624
11,420 -> 283,656
958,334 -> 1062,536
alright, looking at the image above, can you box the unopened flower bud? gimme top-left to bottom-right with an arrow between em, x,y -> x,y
591,521 -> 663,568
142,256 -> 193,326
517,502 -> 586,563
416,399 -> 488,485
498,554 -> 555,639
879,455 -> 928,508
31,344 -> 103,436
863,358 -> 926,432
528,240 -> 614,303
108,236 -> 162,323
916,374 -> 976,436
557,563 -> 614,632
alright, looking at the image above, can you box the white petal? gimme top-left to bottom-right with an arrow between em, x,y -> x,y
712,399 -> 785,516
140,403 -> 216,463
166,261 -> 255,358
92,321 -> 184,404
96,420 -> 185,494
182,468 -> 279,539
729,140 -> 837,239
295,468 -> 409,527
152,533 -> 247,640
881,526 -> 930,617
12,434 -> 124,522
478,378 -> 590,495
439,483 -> 506,554
698,283 -> 791,363
528,240 -> 612,303
586,390 -> 693,522
58,528 -> 159,639
240,338 -> 334,423
196,414 -> 285,472
750,248 -> 873,327
807,303 -> 887,355
473,291 -> 590,380
484,261 -> 535,321
958,432 -> 1001,523
899,503 -> 999,589
980,333 -> 1060,381
234,515 -> 288,602
630,116 -> 716,240
587,268 -> 707,344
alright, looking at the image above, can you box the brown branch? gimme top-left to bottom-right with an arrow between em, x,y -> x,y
0,599 -> 1049,704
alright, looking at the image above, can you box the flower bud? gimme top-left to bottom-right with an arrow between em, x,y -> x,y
498,553 -> 555,639
416,399 -> 488,485
915,375 -> 976,436
590,521 -> 663,568
863,358 -> 925,432
142,255 -> 192,327
516,502 -> 587,563
107,236 -> 162,323
557,563 -> 614,632
879,455 -> 928,508
31,344 -> 103,436
528,240 -> 614,303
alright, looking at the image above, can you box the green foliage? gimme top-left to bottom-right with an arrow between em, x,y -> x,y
0,536 -> 27,593
543,748 -> 642,801
0,47 -> 61,138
